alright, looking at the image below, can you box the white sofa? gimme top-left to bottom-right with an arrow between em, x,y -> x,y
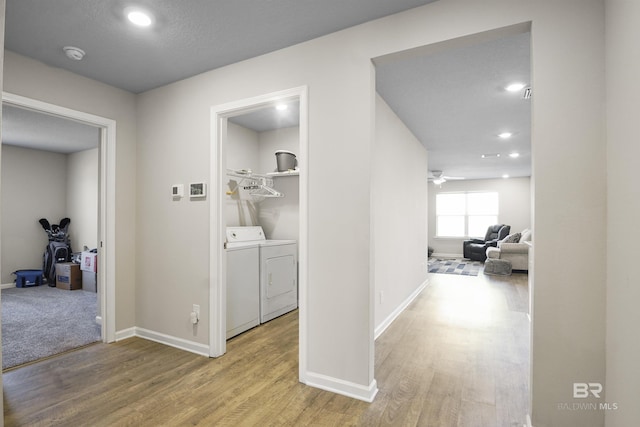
486,229 -> 532,271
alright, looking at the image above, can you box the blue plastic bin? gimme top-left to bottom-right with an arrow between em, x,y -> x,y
14,269 -> 43,287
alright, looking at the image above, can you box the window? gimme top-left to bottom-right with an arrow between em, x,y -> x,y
436,192 -> 499,238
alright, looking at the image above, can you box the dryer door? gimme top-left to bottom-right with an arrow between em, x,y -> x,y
265,254 -> 296,298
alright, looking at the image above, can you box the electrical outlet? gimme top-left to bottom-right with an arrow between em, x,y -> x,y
191,304 -> 200,324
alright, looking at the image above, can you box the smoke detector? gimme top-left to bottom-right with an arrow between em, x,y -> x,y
63,46 -> 86,61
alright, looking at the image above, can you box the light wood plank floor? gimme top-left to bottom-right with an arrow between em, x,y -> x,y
3,271 -> 529,426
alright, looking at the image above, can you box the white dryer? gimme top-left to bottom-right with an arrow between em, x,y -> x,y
226,226 -> 298,325
259,239 -> 297,323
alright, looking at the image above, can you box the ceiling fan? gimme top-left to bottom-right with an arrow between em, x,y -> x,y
428,170 -> 464,185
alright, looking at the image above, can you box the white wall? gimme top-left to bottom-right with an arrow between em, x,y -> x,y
135,27 -> 377,393
0,145 -> 67,283
257,126 -> 299,241
605,0 -> 640,425
428,177 -> 531,257
0,0 -> 6,417
372,94 -> 428,330
527,2 -> 606,425
3,50 -> 138,331
67,148 -> 99,252
226,122 -> 260,226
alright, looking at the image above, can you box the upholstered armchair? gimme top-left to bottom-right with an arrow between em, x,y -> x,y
463,224 -> 511,262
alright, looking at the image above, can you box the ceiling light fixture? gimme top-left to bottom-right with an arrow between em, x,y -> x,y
502,174 -> 510,179
63,46 -> 86,61
127,9 -> 153,27
275,104 -> 288,111
506,82 -> 526,92
498,132 -> 512,139
509,152 -> 520,158
481,153 -> 501,159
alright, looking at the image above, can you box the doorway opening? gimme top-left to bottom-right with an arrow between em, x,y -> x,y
1,93 -> 117,361
210,86 -> 308,381
372,23 -> 532,420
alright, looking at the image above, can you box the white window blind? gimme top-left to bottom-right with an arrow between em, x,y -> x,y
436,192 -> 499,238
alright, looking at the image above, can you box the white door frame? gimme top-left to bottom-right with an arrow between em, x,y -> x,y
209,86 -> 309,381
2,92 -> 117,343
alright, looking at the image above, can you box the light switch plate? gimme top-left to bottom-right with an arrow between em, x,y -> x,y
172,184 -> 184,198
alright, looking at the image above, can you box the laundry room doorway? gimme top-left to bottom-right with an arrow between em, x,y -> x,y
210,86 -> 308,380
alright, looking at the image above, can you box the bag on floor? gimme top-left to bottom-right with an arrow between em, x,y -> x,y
43,241 -> 71,286
39,217 -> 73,286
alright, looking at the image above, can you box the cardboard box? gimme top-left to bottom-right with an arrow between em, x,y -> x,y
80,251 -> 97,273
56,263 -> 82,290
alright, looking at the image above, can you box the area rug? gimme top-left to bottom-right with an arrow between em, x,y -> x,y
1,285 -> 101,370
428,258 -> 483,276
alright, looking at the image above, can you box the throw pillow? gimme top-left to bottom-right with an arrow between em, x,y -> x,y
520,230 -> 532,243
502,233 -> 521,243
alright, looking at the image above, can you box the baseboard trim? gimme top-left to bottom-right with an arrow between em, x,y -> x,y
121,327 -> 210,357
375,279 -> 428,340
115,327 -> 136,341
1,283 -> 15,289
305,371 -> 378,402
431,252 -> 463,259
525,414 -> 533,427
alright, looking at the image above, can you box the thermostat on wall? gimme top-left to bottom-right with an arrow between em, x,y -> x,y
189,182 -> 206,198
172,184 -> 184,198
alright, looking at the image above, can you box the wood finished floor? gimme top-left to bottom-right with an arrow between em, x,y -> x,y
3,271 -> 529,426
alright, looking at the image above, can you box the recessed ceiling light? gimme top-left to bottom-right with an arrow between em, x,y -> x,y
502,174 -> 510,179
509,152 -> 520,158
127,9 -> 153,27
481,153 -> 501,159
498,132 -> 512,139
275,104 -> 288,111
506,83 -> 526,92
63,46 -> 85,61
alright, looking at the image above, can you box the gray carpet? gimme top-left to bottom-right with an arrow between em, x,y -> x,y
428,258 -> 484,276
1,285 -> 101,370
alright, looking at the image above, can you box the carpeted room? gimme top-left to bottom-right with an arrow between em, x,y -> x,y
1,110 -> 102,370
1,285 -> 101,369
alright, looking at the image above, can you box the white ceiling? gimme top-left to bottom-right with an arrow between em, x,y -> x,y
376,31 -> 531,180
2,105 -> 99,153
2,0 -> 530,180
5,0 -> 436,94
229,101 -> 300,133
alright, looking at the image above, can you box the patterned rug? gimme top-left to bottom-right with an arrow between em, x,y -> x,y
428,258 -> 483,276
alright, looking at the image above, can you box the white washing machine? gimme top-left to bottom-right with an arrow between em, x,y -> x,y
226,226 -> 298,325
225,232 -> 260,339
